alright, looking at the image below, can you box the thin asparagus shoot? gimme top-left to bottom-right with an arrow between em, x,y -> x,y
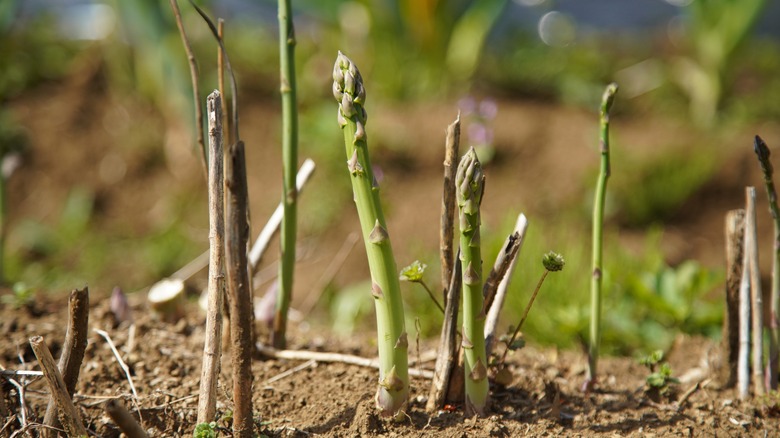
456,147 -> 489,416
499,252 -> 564,367
753,135 -> 779,390
273,0 -> 300,350
333,52 -> 408,417
586,82 -> 618,391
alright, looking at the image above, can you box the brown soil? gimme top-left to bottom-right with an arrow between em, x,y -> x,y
2,295 -> 779,437
2,58 -> 780,436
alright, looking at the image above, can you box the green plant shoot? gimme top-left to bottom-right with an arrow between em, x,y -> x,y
753,135 -> 779,390
333,52 -> 408,417
456,147 -> 489,415
273,0 -> 299,349
587,83 -> 618,390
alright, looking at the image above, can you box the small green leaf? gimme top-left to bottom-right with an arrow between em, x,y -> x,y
399,260 -> 427,282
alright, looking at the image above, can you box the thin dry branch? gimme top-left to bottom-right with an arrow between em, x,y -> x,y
224,141 -> 254,437
197,91 -> 225,424
94,328 -> 142,424
169,0 -> 207,180
256,345 -> 434,379
188,0 -> 239,142
440,113 -> 461,300
218,19 -> 228,147
105,399 -> 148,438
29,336 -> 87,437
43,287 -> 89,436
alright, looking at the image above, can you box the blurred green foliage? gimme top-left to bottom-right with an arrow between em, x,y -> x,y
609,144 -> 721,227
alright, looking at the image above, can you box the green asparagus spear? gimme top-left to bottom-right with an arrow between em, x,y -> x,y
456,147 -> 489,415
586,83 -> 618,390
273,0 -> 299,350
753,135 -> 779,390
333,52 -> 409,417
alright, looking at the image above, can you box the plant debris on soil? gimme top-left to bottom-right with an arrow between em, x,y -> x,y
1,294 -> 778,437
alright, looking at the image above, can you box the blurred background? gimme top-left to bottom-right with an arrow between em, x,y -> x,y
2,0 -> 780,356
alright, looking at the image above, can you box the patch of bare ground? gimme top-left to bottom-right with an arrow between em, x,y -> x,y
1,295 -> 778,437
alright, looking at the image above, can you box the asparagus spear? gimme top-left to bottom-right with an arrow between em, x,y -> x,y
456,147 -> 489,416
332,52 -> 409,417
273,0 -> 299,350
753,135 -> 779,390
586,83 -> 618,391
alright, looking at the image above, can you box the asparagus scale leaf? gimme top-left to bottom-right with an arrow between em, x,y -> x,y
333,52 -> 409,417
456,147 -> 489,415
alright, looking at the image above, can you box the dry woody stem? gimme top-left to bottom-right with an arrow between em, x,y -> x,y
224,141 -> 254,437
721,209 -> 745,388
745,186 -> 765,395
440,113 -> 461,300
485,214 -> 528,355
43,287 -> 89,436
105,399 -> 148,438
29,336 -> 88,437
427,254 -> 462,412
197,91 -> 225,424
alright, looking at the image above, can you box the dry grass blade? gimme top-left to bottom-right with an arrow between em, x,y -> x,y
93,328 -> 143,426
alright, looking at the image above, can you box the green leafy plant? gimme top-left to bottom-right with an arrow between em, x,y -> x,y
0,282 -> 34,309
193,422 -> 218,438
639,350 -> 679,394
332,52 -> 408,417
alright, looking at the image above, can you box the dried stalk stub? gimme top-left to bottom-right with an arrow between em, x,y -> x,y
333,51 -> 409,417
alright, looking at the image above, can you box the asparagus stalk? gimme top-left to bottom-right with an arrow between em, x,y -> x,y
332,52 -> 408,417
273,0 -> 300,350
456,147 -> 489,416
753,135 -> 779,390
586,83 -> 618,390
